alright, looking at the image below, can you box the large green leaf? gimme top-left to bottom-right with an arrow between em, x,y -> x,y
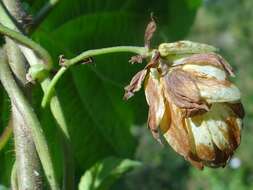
31,0 -> 201,178
78,157 -> 141,190
0,89 -> 13,186
0,185 -> 9,190
0,0 -> 201,185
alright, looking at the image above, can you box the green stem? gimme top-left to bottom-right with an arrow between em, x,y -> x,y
64,46 -> 147,67
42,67 -> 66,107
0,51 -> 60,190
0,23 -> 52,69
42,46 -> 148,107
0,3 -> 74,188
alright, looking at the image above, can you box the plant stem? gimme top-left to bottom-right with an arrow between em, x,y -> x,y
0,23 -> 52,69
64,46 -> 148,67
1,1 -> 42,189
42,46 -> 148,107
0,51 -> 60,190
0,2 -> 74,189
42,67 -> 66,107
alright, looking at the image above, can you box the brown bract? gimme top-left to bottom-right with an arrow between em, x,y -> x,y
123,69 -> 147,100
144,16 -> 157,48
124,51 -> 244,169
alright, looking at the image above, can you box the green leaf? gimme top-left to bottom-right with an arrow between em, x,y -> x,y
78,157 -> 141,190
0,90 -> 13,186
30,0 -> 201,176
0,185 -> 9,190
24,0 -> 200,183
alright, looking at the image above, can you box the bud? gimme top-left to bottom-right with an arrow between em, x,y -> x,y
124,42 -> 244,169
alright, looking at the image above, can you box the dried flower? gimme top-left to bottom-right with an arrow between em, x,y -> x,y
124,41 -> 244,169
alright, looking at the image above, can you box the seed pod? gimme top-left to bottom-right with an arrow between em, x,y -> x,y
124,46 -> 244,169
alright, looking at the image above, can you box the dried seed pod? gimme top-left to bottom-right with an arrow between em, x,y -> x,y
125,44 -> 244,169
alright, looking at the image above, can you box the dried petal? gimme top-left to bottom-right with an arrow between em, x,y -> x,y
227,102 -> 245,118
194,77 -> 241,103
187,154 -> 204,169
185,103 -> 242,167
186,116 -> 216,161
182,64 -> 227,80
173,53 -> 234,77
163,69 -> 209,117
217,54 -> 235,77
162,101 -> 191,157
124,69 -> 147,100
145,69 -> 165,141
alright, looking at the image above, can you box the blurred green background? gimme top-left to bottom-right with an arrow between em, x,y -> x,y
0,0 -> 253,189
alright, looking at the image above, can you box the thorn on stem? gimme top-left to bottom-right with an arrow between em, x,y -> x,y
59,55 -> 67,66
81,57 -> 94,65
59,55 -> 94,67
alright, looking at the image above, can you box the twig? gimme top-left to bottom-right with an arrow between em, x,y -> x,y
42,46 -> 149,106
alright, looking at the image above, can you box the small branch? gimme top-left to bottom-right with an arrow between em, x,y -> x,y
31,0 -> 60,33
42,46 -> 149,107
0,51 -> 60,190
0,23 -> 53,69
64,46 -> 148,67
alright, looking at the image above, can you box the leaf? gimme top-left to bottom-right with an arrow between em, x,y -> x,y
0,89 -> 13,186
0,185 -> 9,190
30,0 -> 201,176
33,12 -> 141,174
78,157 -> 141,190
22,0 -> 201,182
